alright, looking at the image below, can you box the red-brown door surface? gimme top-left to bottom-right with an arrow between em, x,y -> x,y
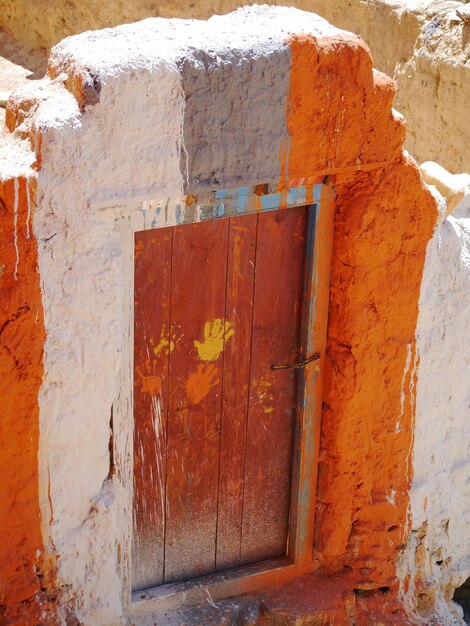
132,206 -> 308,591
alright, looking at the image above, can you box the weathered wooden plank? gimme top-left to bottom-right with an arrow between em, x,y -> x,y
130,558 -> 317,616
164,219 -> 229,583
215,214 -> 257,570
240,206 -> 307,564
133,227 -> 173,590
288,189 -> 336,564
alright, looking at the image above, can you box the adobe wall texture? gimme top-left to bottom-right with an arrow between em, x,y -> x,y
0,0 -> 469,174
1,5 -> 468,626
0,150 -> 57,625
398,197 -> 470,625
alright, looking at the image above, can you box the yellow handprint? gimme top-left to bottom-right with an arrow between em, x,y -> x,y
254,373 -> 274,415
193,318 -> 235,362
153,323 -> 183,358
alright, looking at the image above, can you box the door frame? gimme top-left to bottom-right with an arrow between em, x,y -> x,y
114,177 -> 335,618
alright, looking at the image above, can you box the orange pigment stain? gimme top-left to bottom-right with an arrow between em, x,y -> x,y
185,363 -> 220,405
0,177 -> 56,624
286,33 -> 437,592
136,357 -> 163,395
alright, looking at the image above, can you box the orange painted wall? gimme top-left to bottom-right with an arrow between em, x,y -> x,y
0,177 -> 56,624
287,34 -> 437,592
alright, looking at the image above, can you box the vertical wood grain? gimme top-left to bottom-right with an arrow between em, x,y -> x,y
133,227 -> 172,590
216,214 -> 257,569
134,206 -> 309,588
164,219 -> 229,584
240,207 -> 307,564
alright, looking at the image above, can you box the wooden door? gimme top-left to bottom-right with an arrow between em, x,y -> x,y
132,206 -> 308,591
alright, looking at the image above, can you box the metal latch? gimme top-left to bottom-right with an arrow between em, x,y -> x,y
271,352 -> 321,371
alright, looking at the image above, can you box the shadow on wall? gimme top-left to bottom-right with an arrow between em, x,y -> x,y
454,578 -> 470,624
0,28 -> 47,78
